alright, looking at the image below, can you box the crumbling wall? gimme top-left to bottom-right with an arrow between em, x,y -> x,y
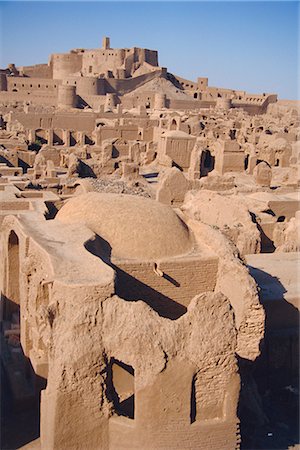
0,208 -> 243,450
182,190 -> 261,256
184,217 -> 265,361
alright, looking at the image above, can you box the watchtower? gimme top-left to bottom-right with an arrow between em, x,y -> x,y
102,36 -> 110,50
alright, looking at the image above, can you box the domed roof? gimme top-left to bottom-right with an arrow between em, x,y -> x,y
56,193 -> 193,260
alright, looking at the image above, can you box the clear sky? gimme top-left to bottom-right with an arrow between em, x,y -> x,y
0,1 -> 299,99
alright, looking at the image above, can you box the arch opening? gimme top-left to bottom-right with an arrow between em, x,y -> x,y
170,119 -> 177,130
4,231 -> 20,322
107,359 -> 135,420
200,149 -> 215,177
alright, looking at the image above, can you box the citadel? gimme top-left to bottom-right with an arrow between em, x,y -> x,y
0,37 -> 299,450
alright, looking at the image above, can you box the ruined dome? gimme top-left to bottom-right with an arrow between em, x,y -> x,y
56,192 -> 194,260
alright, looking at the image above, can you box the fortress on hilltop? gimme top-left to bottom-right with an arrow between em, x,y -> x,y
0,36 -> 277,114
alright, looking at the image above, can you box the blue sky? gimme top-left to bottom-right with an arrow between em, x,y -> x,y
0,1 -> 299,99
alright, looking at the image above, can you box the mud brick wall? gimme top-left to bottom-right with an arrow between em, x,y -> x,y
114,256 -> 218,319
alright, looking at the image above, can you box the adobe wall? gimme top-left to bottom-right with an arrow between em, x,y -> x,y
0,91 -> 57,106
7,77 -> 59,92
8,111 -> 157,143
246,253 -> 299,389
63,76 -> 104,96
81,47 -> 158,78
80,94 -> 107,110
114,256 -> 218,319
109,397 -> 239,450
106,69 -> 166,95
51,52 -> 83,79
0,149 -> 17,166
143,48 -> 159,66
0,211 -> 242,450
123,47 -> 158,75
18,63 -> 53,79
206,87 -> 235,98
50,46 -> 158,80
0,211 -> 114,367
102,293 -> 240,450
58,85 -> 77,108
212,141 -> 243,175
95,126 -> 142,144
184,218 -> 265,361
14,230 -> 55,372
171,76 -> 238,102
171,74 -> 198,91
52,113 -> 97,132
215,151 -> 245,175
16,150 -> 36,167
0,73 -> 8,91
168,99 -> 214,110
164,136 -> 197,170
0,77 -> 59,106
269,200 -> 299,221
10,111 -> 98,133
0,199 -> 30,212
165,76 -> 276,114
37,289 -> 240,450
81,48 -> 126,76
232,94 -> 277,114
121,92 -> 155,109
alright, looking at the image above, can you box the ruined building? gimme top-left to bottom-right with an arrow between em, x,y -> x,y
0,37 -> 277,113
0,36 -> 299,450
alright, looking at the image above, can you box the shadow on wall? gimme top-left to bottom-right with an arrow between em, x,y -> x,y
1,295 -> 47,450
256,223 -> 276,253
250,212 -> 276,253
88,236 -> 299,448
44,201 -> 59,220
200,150 -> 215,177
78,160 -> 97,178
105,358 -> 135,420
17,157 -> 30,174
0,155 -> 14,167
238,269 -> 299,450
85,235 -> 187,320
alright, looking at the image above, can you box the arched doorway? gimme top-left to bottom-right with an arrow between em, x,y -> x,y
170,119 -> 177,130
4,231 -> 20,321
200,149 -> 215,177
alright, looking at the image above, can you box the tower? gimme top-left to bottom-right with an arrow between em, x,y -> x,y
102,36 -> 110,50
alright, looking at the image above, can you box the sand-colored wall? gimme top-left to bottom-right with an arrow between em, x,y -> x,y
51,52 -> 83,79
7,77 -> 59,92
164,136 -> 196,170
0,212 -> 241,450
185,217 -> 265,361
18,63 -> 53,79
82,48 -> 126,76
114,256 -> 218,319
106,69 -> 165,95
10,111 -> 97,133
0,91 -> 57,106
